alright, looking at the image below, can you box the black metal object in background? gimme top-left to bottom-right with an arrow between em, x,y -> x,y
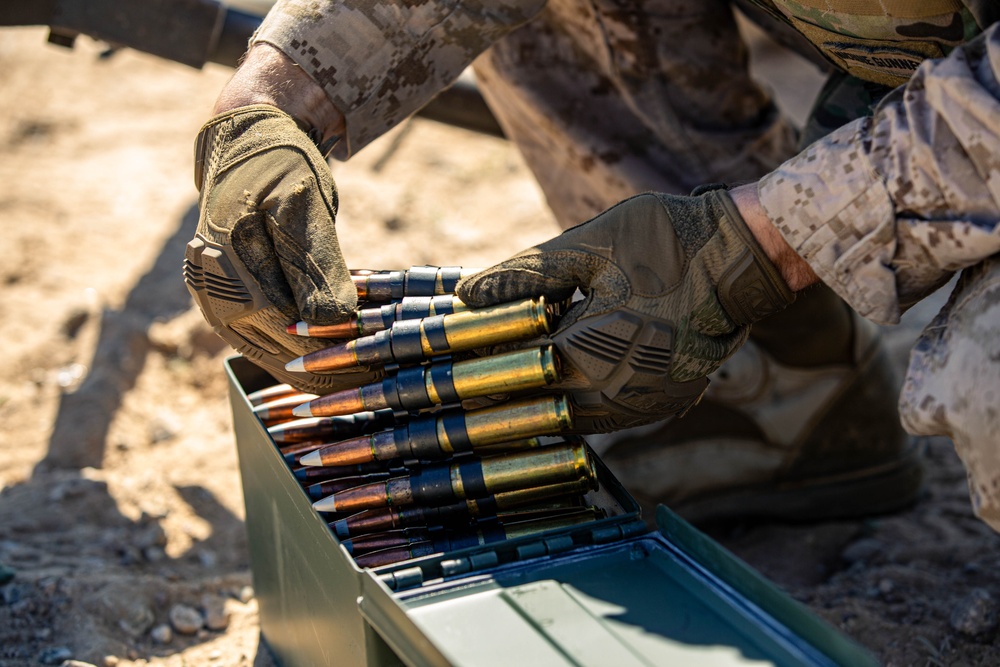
0,0 -> 505,138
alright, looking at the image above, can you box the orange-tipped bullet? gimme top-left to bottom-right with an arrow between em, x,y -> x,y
286,297 -> 550,374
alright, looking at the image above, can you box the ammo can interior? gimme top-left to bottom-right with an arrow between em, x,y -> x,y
226,356 -> 877,667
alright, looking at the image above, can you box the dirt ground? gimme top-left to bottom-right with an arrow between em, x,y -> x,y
0,25 -> 998,667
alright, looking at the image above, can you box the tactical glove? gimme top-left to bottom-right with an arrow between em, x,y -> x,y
185,105 -> 378,393
457,189 -> 795,432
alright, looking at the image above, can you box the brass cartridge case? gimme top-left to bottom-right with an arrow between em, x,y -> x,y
289,298 -> 550,373
451,394 -> 571,451
296,346 -> 559,418
298,395 -> 572,467
460,441 -> 595,498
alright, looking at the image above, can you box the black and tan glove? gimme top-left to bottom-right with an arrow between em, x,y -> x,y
457,189 -> 795,433
184,105 -> 378,393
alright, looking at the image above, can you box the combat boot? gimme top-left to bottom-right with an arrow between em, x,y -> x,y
595,288 -> 923,523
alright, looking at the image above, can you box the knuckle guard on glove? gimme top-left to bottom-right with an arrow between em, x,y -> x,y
458,190 -> 795,433
185,105 -> 376,394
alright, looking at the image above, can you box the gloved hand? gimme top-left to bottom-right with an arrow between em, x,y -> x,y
457,189 -> 796,432
185,104 -> 379,393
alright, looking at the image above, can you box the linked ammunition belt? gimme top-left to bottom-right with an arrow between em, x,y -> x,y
249,266 -> 616,568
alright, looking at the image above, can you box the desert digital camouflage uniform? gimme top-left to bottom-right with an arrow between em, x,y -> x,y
253,0 -> 1000,528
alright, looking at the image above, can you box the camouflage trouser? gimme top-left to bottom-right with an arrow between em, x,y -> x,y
900,258 -> 1000,531
472,0 -> 797,227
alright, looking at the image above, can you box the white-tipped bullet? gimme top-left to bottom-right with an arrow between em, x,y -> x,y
285,356 -> 308,373
299,450 -> 323,467
292,402 -> 314,418
312,496 -> 337,512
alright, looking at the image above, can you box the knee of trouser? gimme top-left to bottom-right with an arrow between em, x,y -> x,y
898,257 -> 1000,530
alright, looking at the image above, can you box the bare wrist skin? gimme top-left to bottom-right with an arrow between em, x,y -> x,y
214,43 -> 345,146
729,182 -> 818,292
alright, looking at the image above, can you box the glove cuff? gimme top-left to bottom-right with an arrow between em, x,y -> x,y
713,191 -> 796,326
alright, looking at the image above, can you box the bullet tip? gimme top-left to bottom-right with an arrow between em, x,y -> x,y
312,495 -> 337,513
285,356 -> 307,373
299,450 -> 322,467
292,403 -> 312,417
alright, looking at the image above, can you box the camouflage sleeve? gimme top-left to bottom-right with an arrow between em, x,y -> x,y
251,0 -> 546,159
758,24 -> 1000,325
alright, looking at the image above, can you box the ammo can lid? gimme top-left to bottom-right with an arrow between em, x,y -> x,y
362,506 -> 877,667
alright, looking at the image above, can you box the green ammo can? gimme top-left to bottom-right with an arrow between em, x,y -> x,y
226,356 -> 877,667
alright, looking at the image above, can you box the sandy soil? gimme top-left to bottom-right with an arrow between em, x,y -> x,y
0,25 -> 998,667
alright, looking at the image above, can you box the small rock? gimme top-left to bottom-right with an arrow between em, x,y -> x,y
134,519 -> 168,551
37,647 -> 72,665
878,579 -> 895,595
237,586 -> 254,604
34,627 -> 52,640
209,650 -> 222,661
2,584 -> 22,605
169,603 -> 204,635
840,538 -> 883,565
197,550 -> 218,569
118,545 -> 143,566
142,546 -> 166,563
150,624 -> 173,645
950,589 -> 999,637
61,308 -> 90,339
114,599 -> 155,638
201,594 -> 230,631
150,412 -> 182,444
126,649 -> 139,660
62,661 -> 99,667
102,656 -> 119,667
